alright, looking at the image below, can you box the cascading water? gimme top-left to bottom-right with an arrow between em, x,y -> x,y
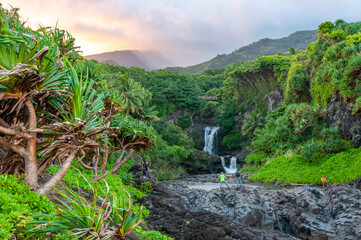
203,126 -> 220,155
221,156 -> 237,173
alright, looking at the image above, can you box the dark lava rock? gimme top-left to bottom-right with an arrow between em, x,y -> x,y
349,177 -> 361,190
140,181 -> 361,240
182,150 -> 223,174
139,182 -> 297,240
269,184 -> 361,240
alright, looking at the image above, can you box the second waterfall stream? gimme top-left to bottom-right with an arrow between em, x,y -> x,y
221,156 -> 237,173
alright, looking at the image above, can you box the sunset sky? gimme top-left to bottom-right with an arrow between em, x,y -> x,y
2,0 -> 361,66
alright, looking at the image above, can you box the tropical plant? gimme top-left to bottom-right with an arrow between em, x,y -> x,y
109,190 -> 143,239
31,174 -> 143,240
250,103 -> 343,159
0,6 -> 155,196
114,74 -> 146,115
0,7 -> 71,187
0,174 -> 56,239
241,111 -> 265,136
137,95 -> 159,122
134,226 -> 174,240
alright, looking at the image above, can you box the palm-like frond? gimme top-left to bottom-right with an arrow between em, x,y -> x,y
116,74 -> 146,115
138,97 -> 159,122
109,188 -> 143,239
31,179 -> 114,240
49,61 -> 105,127
242,111 -> 265,136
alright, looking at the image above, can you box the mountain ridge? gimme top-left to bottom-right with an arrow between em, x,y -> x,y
85,50 -> 176,70
166,30 -> 318,73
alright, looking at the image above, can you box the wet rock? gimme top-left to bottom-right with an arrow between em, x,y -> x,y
265,89 -> 284,111
182,150 -> 223,174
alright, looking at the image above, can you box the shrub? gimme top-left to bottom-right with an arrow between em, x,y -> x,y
251,103 -> 341,158
245,152 -> 268,165
47,163 -> 145,200
154,162 -> 186,181
285,62 -> 311,103
140,182 -> 154,194
240,166 -> 261,173
134,226 -> 174,240
202,101 -> 218,118
178,115 -> 192,129
0,174 -> 56,239
221,130 -> 248,150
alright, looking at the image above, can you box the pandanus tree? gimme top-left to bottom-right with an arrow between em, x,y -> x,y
0,7 -> 70,187
37,64 -> 154,195
0,7 -> 155,195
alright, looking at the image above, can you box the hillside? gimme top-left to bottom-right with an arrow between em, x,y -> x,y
167,30 -> 317,73
85,50 -> 176,70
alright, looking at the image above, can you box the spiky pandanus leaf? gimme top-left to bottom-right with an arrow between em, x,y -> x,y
31,178 -> 114,240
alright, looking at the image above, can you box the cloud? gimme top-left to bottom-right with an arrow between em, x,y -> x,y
3,0 -> 361,66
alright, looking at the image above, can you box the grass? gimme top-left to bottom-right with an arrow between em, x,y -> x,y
249,148 -> 361,185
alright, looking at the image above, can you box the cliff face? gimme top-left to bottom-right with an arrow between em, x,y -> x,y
327,94 -> 361,148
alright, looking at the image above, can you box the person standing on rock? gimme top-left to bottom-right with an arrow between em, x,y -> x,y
321,175 -> 328,188
142,161 -> 150,179
234,169 -> 242,189
220,172 -> 229,188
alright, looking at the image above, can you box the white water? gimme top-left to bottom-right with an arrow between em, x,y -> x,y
203,126 -> 220,155
221,156 -> 237,173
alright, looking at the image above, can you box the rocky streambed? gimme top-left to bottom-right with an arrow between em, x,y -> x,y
139,176 -> 361,240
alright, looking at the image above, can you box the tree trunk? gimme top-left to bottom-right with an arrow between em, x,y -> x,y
25,99 -> 38,188
37,150 -> 78,196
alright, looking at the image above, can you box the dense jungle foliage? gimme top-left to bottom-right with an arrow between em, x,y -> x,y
1,4 -> 361,238
97,19 -> 361,184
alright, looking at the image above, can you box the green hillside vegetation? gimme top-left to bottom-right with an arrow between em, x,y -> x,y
99,20 -> 361,185
248,20 -> 361,184
167,30 -> 317,73
0,6 -> 171,239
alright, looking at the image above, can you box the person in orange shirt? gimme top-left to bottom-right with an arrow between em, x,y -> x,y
321,175 -> 328,188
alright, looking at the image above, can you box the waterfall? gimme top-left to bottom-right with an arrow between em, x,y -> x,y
221,156 -> 237,173
203,126 -> 220,155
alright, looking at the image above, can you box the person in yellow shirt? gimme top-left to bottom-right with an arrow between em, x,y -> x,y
321,175 -> 328,188
220,172 -> 229,188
